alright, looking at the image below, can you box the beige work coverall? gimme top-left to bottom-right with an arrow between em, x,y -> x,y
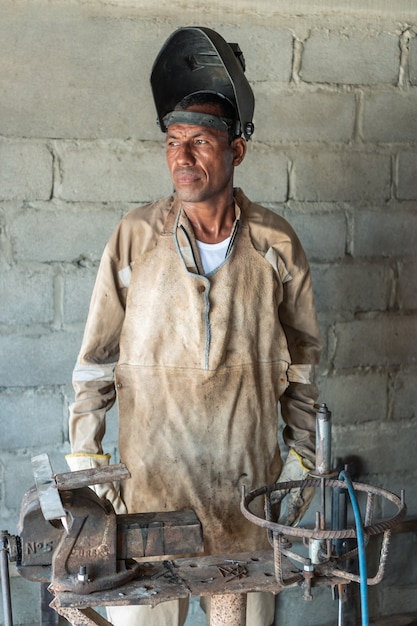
70,188 -> 322,626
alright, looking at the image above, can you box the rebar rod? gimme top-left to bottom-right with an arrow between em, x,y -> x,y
328,530 -> 392,586
364,493 -> 375,528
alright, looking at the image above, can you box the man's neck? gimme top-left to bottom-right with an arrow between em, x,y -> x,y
183,201 -> 235,244
181,193 -> 236,244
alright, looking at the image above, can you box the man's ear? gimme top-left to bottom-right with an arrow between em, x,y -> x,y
232,137 -> 247,166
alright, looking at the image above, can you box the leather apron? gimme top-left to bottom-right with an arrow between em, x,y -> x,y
115,202 -> 289,555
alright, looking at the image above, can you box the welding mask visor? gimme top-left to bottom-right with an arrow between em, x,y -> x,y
150,26 -> 255,140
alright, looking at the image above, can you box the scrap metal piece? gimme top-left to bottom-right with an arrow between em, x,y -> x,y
55,466 -> 130,492
213,562 -> 248,582
32,454 -> 66,522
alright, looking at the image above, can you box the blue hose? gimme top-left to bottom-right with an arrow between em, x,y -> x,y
339,470 -> 369,626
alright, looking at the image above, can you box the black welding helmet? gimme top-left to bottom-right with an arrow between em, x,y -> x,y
150,26 -> 255,140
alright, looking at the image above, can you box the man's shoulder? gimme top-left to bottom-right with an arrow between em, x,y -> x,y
105,196 -> 175,262
235,188 -> 300,248
120,195 -> 175,228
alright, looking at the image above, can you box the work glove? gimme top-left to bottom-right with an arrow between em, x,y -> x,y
271,449 -> 315,527
65,453 -> 128,515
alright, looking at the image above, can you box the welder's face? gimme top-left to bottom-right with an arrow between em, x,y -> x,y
165,104 -> 246,205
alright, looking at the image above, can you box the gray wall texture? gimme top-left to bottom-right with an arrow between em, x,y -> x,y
1,1 -> 417,624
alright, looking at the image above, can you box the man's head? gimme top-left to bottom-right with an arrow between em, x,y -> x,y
165,94 -> 246,206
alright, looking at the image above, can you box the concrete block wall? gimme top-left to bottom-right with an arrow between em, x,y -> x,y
1,1 -> 416,624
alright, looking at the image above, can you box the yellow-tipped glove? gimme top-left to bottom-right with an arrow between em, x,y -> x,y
271,449 -> 315,527
65,453 -> 127,515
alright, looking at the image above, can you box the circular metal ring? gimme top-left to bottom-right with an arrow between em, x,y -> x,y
240,478 -> 406,540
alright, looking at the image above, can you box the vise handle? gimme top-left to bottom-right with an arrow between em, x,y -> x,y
54,464 -> 130,491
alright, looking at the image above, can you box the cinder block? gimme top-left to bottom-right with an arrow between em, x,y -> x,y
36,448 -> 72,477
293,150 -> 391,202
397,151 -> 417,200
234,144 -> 288,202
63,266 -> 98,324
254,84 -> 355,143
375,472 -> 417,518
376,580 -> 417,616
301,30 -> 399,85
0,5 -> 163,141
310,261 -> 390,314
0,330 -> 83,387
408,34 -> 417,85
332,315 -> 417,369
363,91 -> 417,142
9,202 -> 123,263
332,420 -> 414,475
275,584 -> 336,626
219,24 -> 293,83
280,207 -> 347,261
380,531 -> 417,587
360,579 -> 417,626
391,368 -> 417,420
354,208 -> 417,258
55,140 -> 172,203
397,259 -> 417,310
1,451 -> 35,514
317,371 -> 388,425
0,389 -> 64,451
0,140 -> 52,201
0,264 -> 54,325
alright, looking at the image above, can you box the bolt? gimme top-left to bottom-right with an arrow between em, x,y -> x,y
77,565 -> 88,583
302,560 -> 314,601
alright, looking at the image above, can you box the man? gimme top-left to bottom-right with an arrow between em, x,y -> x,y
67,27 -> 322,626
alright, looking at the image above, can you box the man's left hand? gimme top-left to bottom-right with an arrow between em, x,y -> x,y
271,449 -> 315,526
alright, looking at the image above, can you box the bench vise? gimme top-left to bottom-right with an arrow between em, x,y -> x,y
11,454 -> 203,595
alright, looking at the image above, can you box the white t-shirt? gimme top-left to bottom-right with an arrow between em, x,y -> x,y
196,237 -> 231,274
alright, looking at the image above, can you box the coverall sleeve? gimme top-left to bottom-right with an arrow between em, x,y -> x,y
69,244 -> 127,454
279,262 -> 322,467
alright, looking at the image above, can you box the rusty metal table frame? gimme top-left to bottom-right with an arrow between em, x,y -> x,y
49,548 -> 351,626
